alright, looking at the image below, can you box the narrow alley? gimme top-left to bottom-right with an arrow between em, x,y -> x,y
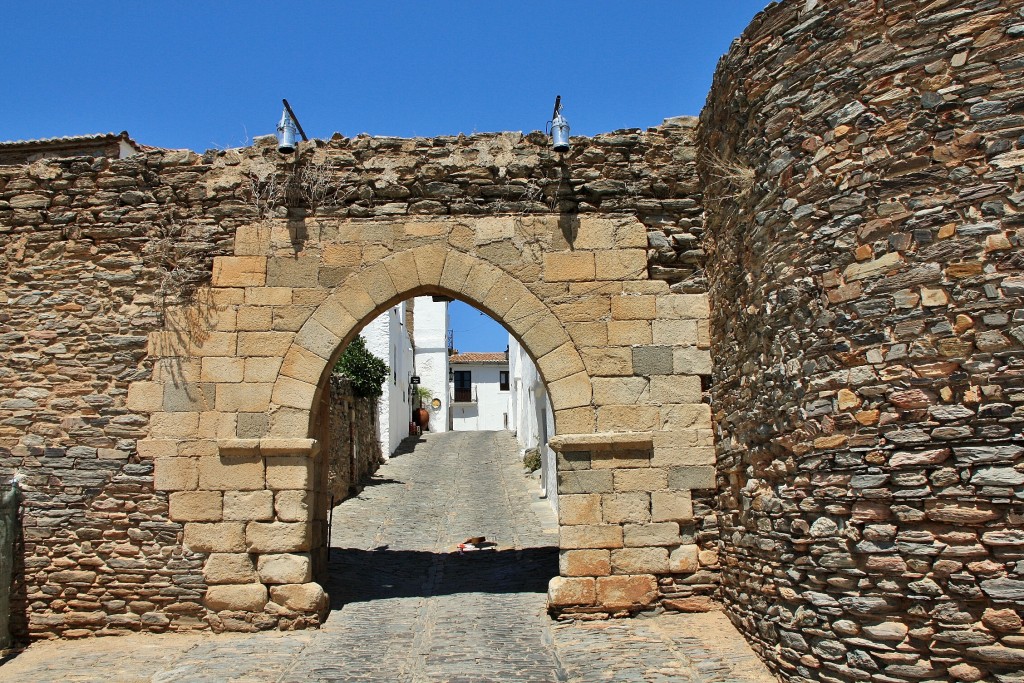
296,430 -> 562,681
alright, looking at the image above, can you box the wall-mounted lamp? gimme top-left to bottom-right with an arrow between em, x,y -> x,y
548,95 -> 570,153
276,98 -> 308,155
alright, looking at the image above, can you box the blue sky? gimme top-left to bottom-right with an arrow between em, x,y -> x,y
4,1 -> 770,351
449,300 -> 509,354
4,2 -> 768,150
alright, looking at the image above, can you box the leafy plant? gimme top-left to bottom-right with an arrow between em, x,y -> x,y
334,335 -> 389,398
413,385 -> 433,406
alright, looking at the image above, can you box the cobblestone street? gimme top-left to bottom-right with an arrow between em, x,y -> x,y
1,431 -> 773,682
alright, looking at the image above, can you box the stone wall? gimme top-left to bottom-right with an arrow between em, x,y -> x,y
7,2 -> 1024,672
301,373 -> 383,586
0,120 -> 713,638
700,1 -> 1024,680
324,374 -> 383,503
0,153 -> 216,639
7,0 -> 1024,669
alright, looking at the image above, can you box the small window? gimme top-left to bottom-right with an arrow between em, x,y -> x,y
499,370 -> 509,391
453,371 -> 472,402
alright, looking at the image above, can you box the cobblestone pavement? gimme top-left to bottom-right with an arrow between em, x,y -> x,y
552,613 -> 777,683
287,430 -> 563,682
0,431 -> 775,682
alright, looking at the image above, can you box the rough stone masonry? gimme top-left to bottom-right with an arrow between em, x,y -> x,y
702,1 -> 1024,681
0,0 -> 1022,681
0,109 -> 714,639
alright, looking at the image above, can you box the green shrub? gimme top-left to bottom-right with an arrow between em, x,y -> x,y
334,335 -> 389,398
523,448 -> 541,472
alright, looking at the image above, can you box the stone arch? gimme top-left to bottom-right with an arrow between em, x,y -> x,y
269,245 -> 594,441
126,211 -> 714,631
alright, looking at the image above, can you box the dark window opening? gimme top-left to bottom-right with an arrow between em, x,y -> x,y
453,370 -> 472,402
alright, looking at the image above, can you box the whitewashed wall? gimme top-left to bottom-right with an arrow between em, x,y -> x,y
509,337 -> 557,507
449,362 -> 510,432
363,303 -> 414,457
411,296 -> 449,433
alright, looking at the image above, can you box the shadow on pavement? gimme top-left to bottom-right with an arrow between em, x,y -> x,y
388,436 -> 428,458
356,476 -> 403,487
324,545 -> 557,610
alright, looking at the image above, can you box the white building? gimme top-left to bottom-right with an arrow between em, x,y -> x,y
411,295 -> 450,433
448,352 -> 511,432
362,302 -> 415,457
508,337 -> 557,505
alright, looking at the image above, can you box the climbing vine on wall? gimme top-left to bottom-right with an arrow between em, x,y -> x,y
333,335 -> 389,398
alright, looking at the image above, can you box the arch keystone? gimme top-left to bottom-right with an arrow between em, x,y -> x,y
412,243 -> 447,285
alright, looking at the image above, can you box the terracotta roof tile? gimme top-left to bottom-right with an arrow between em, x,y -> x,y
0,131 -> 143,150
449,352 -> 508,364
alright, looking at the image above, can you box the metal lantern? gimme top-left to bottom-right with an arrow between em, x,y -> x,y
276,108 -> 298,154
549,95 -> 570,153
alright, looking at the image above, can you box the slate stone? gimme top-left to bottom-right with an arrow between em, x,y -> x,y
981,578 -> 1024,601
